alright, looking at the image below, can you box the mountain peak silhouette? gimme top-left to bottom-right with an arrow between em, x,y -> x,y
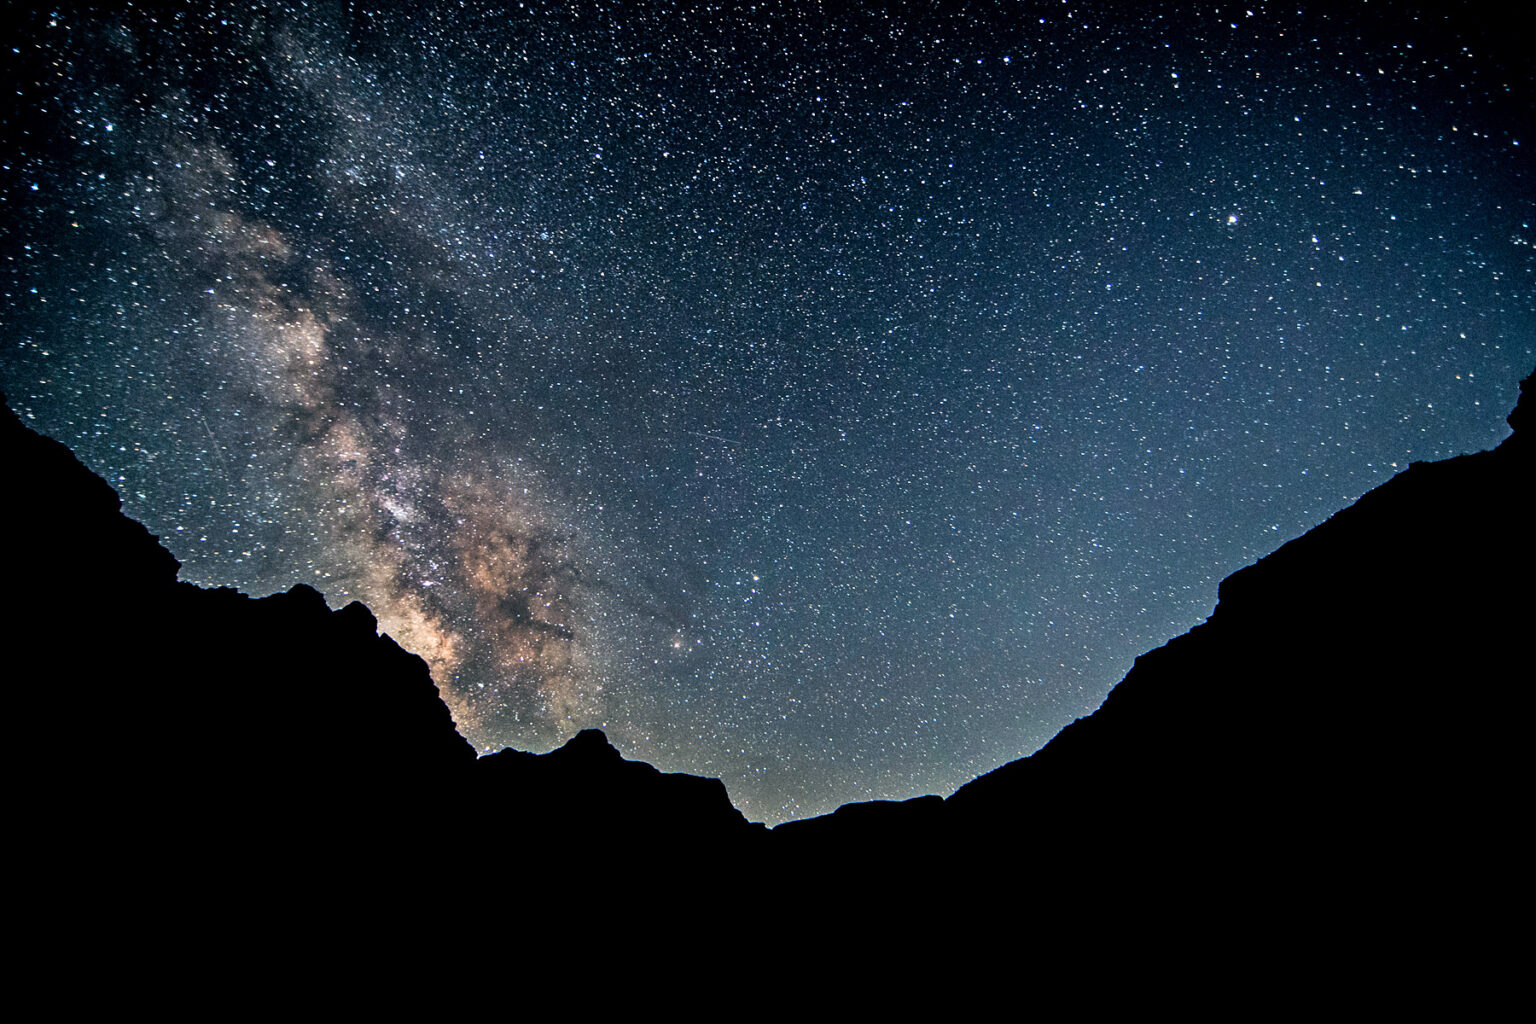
4,375 -> 1529,981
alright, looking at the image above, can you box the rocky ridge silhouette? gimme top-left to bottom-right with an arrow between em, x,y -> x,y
5,376 -> 1529,951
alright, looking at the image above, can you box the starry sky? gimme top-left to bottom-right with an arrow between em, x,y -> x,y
3,2 -> 1531,824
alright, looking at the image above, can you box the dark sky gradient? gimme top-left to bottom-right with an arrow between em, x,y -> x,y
3,2 -> 1531,823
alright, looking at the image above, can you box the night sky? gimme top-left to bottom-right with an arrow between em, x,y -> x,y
3,2 -> 1531,824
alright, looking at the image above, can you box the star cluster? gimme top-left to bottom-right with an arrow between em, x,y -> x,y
3,2 -> 1531,823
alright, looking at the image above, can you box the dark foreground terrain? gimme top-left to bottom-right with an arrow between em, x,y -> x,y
5,376 -> 1528,988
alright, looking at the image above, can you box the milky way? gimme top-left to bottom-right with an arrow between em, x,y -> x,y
3,2 -> 1532,823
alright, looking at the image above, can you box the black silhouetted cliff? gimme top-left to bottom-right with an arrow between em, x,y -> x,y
766,375 -> 1531,989
4,376 -> 1530,957
785,374 -> 1531,861
2,396 -> 764,911
775,376 -> 1529,923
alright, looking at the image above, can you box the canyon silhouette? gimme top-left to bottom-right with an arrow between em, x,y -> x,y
5,374 -> 1528,994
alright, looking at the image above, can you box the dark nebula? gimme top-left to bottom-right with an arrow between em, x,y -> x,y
3,2 -> 1531,822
